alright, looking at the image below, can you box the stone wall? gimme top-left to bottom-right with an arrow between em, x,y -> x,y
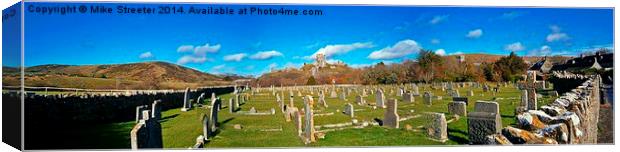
23,86 -> 236,124
486,71 -> 601,144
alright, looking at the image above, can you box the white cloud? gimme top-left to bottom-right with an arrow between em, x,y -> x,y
284,62 -> 302,69
194,43 -> 221,54
466,29 -> 483,38
223,53 -> 247,62
527,45 -> 552,56
175,43 -> 221,64
177,55 -> 208,64
505,42 -> 525,52
139,51 -> 153,59
429,15 -> 449,24
367,39 -> 421,60
177,45 -> 194,52
546,33 -> 569,42
435,49 -> 446,56
431,39 -> 440,44
307,42 -> 374,59
250,50 -> 284,60
546,25 -> 570,42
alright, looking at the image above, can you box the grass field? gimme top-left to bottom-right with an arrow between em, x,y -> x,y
156,83 -> 539,148
28,83 -> 559,149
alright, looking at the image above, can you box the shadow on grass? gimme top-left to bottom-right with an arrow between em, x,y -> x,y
447,134 -> 469,144
373,118 -> 383,126
500,114 -> 514,118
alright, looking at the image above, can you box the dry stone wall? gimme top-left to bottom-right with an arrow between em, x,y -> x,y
486,71 -> 601,144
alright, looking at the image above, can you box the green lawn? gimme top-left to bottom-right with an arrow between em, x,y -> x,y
157,83 -> 522,148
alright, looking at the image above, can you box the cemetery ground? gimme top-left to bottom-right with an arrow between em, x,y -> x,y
27,83 -> 558,148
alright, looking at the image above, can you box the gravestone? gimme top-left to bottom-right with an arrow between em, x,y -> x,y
229,98 -> 236,113
344,103 -> 354,117
356,95 -> 366,105
318,91 -> 327,107
304,96 -> 316,143
448,101 -> 467,116
383,99 -> 400,128
376,89 -> 386,108
424,112 -> 447,141
209,98 -> 219,131
202,114 -> 211,140
340,92 -> 347,101
330,89 -> 338,98
130,110 -> 163,150
196,93 -> 205,105
294,109 -> 302,136
396,88 -> 404,96
468,101 -> 503,144
403,92 -> 414,103
181,88 -> 191,111
469,90 -> 474,96
423,92 -> 432,105
136,105 -> 149,123
151,100 -> 162,120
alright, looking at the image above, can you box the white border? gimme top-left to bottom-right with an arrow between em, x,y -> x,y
1,0 -> 618,152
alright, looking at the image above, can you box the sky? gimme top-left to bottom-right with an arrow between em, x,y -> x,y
20,2 -> 614,76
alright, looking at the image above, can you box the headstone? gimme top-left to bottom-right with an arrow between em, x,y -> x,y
130,110 -> 163,150
181,88 -> 191,111
303,96 -> 315,143
468,101 -> 503,144
202,114 -> 211,140
424,112 -> 447,141
330,89 -> 338,98
318,92 -> 327,108
383,99 -> 400,128
136,105 -> 148,123
448,101 -> 467,116
403,92 -> 414,103
339,92 -> 347,101
423,92 -> 432,105
294,109 -> 303,136
468,90 -> 474,96
343,103 -> 354,117
356,95 -> 366,105
229,98 -> 236,113
151,100 -> 162,120
376,89 -> 386,108
209,98 -> 219,131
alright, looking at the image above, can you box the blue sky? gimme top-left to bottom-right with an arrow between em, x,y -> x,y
22,2 -> 614,76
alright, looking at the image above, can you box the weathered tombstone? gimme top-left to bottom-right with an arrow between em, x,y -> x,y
396,88 -> 404,96
423,92 -> 432,105
303,96 -> 315,143
196,93 -> 205,105
403,92 -> 414,103
339,92 -> 347,101
468,101 -> 503,144
317,92 -> 327,108
330,89 -> 338,98
356,95 -> 366,105
202,114 -> 211,140
151,100 -> 162,120
136,105 -> 149,123
294,109 -> 303,136
289,95 -> 295,109
383,99 -> 400,128
448,101 -> 467,116
376,89 -> 386,108
468,90 -> 474,96
234,94 -> 240,107
424,112 -> 448,142
181,88 -> 191,111
130,110 -> 163,150
209,98 -> 219,131
343,103 -> 354,117
229,98 -> 235,113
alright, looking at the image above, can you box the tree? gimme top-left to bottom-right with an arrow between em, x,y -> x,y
494,52 -> 527,82
417,49 -> 444,82
306,76 -> 318,85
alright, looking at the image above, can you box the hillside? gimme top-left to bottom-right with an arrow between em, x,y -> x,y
3,61 -> 231,89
